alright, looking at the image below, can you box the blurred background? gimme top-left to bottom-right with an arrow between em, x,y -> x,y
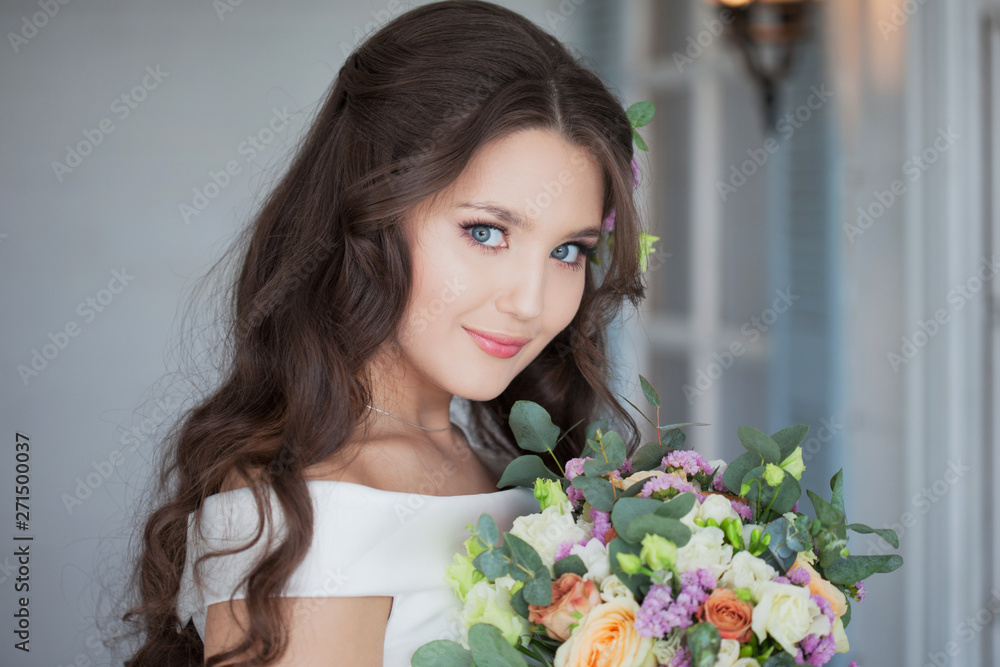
0,0 -> 996,665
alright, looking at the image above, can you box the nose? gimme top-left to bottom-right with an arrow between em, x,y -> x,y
495,257 -> 545,321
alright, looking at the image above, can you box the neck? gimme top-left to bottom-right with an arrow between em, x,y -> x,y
365,346 -> 454,436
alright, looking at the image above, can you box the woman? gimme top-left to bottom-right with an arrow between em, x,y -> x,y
121,1 -> 648,664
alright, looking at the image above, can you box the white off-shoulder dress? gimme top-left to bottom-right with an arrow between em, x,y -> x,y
176,472 -> 538,666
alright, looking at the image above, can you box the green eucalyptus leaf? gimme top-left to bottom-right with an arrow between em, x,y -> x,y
686,622 -> 721,667
503,533 -> 544,574
497,454 -> 560,489
762,654 -> 797,667
509,401 -> 560,453
807,490 -> 845,527
632,128 -> 648,151
477,514 -> 500,546
841,596 -> 852,628
742,466 -> 800,516
626,101 -> 655,128
509,586 -> 529,618
601,430 -> 627,468
639,374 -> 661,407
611,497 -> 662,536
554,555 -> 588,578
521,567 -> 553,607
830,468 -> 845,514
571,475 -> 616,512
632,442 -> 670,471
737,426 -> 782,463
824,555 -> 904,585
657,422 -> 707,432
473,548 -> 508,580
625,514 -> 691,547
722,451 -> 759,495
468,623 -> 530,667
847,522 -> 900,549
585,418 -> 609,441
411,639 -> 475,667
759,518 -> 799,573
771,424 -> 809,461
583,459 -> 619,477
654,492 -> 697,519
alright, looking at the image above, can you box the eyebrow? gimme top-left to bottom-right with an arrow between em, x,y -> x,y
456,201 -> 602,240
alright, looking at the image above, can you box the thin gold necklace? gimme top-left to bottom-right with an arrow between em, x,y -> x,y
365,404 -> 453,431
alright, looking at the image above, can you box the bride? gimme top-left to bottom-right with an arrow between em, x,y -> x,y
121,1 -> 648,664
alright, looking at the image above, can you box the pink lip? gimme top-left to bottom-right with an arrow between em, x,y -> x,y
463,327 -> 530,359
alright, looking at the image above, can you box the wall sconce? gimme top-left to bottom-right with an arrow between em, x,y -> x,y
707,0 -> 820,130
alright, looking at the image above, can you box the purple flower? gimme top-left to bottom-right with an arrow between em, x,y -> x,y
787,566 -> 812,587
554,535 -> 590,562
798,631 -> 837,666
855,580 -> 867,602
791,500 -> 800,513
589,507 -> 612,545
567,486 -> 585,508
634,569 -> 715,638
669,646 -> 692,667
639,474 -> 695,499
619,458 -> 634,475
565,457 -> 592,480
730,499 -> 752,521
662,450 -> 713,477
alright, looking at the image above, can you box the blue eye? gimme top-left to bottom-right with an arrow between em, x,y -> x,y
468,224 -> 505,247
551,244 -> 580,263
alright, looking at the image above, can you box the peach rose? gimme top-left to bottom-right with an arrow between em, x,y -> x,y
529,573 -> 602,641
787,554 -> 847,618
697,588 -> 754,642
554,598 -> 656,667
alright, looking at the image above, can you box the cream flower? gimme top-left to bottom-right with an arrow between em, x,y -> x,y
553,598 -> 656,667
718,550 -> 777,603
510,504 -> 588,571
650,633 -> 682,664
675,526 -> 733,578
751,581 -> 831,656
569,537 -> 611,585
459,578 -> 530,649
714,639 -> 742,667
697,493 -> 741,525
598,574 -> 637,603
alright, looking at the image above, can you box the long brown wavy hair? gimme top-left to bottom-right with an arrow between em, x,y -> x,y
120,1 -> 649,664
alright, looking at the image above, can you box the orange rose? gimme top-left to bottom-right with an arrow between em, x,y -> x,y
553,598 -> 655,667
787,554 -> 848,618
697,588 -> 754,642
529,572 -> 602,641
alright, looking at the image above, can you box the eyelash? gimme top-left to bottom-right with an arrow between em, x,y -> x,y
458,220 -> 599,271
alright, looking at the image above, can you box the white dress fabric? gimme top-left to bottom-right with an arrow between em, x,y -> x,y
176,476 -> 538,666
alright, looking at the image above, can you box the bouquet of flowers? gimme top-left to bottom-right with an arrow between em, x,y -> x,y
412,375 -> 903,667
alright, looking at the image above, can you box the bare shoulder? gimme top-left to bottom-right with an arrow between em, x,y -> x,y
204,595 -> 391,666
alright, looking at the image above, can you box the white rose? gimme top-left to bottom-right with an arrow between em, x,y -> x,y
569,537 -> 611,585
718,551 -> 777,602
679,497 -> 701,530
599,574 -> 638,602
751,581 -> 830,656
698,493 -> 740,525
510,505 -> 588,570
651,633 -> 682,664
713,638 -> 741,667
732,660 -> 761,667
675,526 -> 733,578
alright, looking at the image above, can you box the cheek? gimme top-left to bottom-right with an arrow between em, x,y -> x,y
402,241 -> 473,335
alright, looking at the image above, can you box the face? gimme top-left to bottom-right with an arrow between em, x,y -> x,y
394,127 -> 605,402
